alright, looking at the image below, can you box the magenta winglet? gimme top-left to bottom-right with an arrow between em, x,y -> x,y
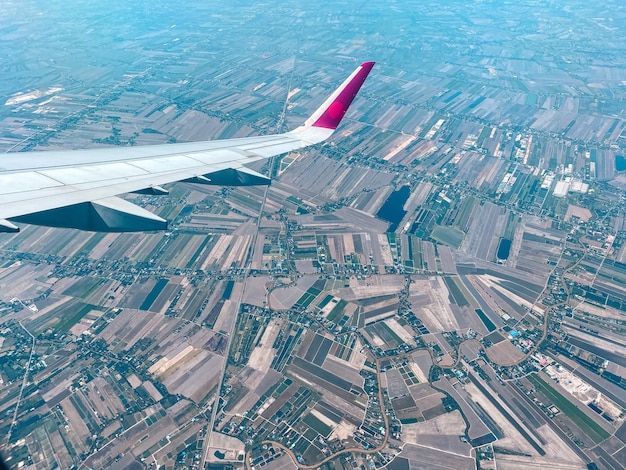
311,62 -> 375,130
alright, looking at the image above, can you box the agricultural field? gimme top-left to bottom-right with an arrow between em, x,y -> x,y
528,374 -> 611,445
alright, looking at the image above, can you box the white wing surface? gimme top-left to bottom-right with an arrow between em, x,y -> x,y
0,62 -> 375,232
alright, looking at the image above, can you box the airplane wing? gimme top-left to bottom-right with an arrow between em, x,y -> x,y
0,61 -> 375,232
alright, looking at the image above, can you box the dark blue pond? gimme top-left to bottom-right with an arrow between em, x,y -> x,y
616,155 -> 626,172
140,278 -> 168,311
376,185 -> 411,232
497,238 -> 512,260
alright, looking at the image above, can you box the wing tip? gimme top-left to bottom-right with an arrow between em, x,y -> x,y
308,61 -> 375,131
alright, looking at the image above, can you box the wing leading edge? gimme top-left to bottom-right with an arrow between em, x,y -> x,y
0,61 -> 375,232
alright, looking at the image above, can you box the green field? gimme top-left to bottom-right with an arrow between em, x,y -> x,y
529,374 -> 610,444
476,126 -> 492,147
327,299 -> 347,322
475,308 -> 496,332
364,322 -> 404,348
443,277 -> 470,307
302,413 -> 332,437
295,287 -> 321,309
484,331 -> 504,344
32,299 -> 103,334
431,225 -> 465,248
286,195 -> 303,205
62,277 -> 107,299
380,322 -> 404,345
186,236 -> 213,269
56,303 -> 102,332
317,295 -> 334,310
